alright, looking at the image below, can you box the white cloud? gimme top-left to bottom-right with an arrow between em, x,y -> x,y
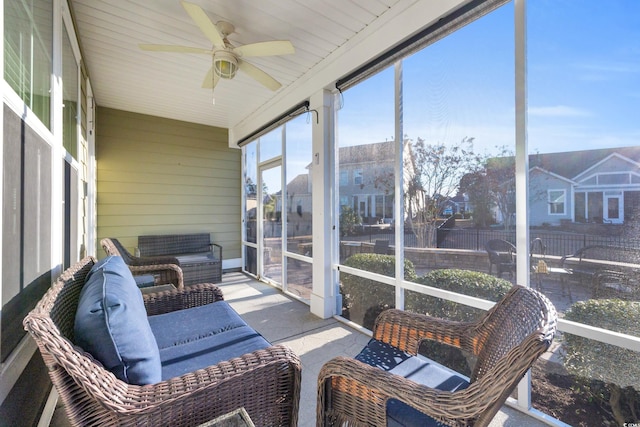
528,105 -> 592,117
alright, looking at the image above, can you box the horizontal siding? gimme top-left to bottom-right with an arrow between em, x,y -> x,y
96,107 -> 240,263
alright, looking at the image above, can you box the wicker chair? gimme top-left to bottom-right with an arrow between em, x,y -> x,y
317,285 -> 557,427
101,237 -> 184,289
24,257 -> 301,426
485,239 -> 516,278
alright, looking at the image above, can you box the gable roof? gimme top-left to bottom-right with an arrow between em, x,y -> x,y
530,166 -> 577,184
529,146 -> 640,180
286,174 -> 309,194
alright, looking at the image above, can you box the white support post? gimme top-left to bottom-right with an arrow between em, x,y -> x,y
310,90 -> 336,319
514,0 -> 532,410
394,61 -> 405,310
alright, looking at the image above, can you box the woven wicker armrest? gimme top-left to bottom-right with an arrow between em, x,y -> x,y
143,283 -> 224,316
373,308 -> 473,355
129,263 -> 184,289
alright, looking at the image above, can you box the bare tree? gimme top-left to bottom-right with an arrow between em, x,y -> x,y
405,137 -> 478,247
459,147 -> 517,229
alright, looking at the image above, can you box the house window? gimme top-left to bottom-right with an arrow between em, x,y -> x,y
62,24 -> 79,159
353,169 -> 363,186
598,173 -> 629,185
339,170 -> 349,186
548,190 -> 566,215
4,0 -> 53,129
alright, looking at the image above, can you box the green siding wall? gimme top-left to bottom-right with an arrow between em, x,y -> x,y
96,107 -> 240,265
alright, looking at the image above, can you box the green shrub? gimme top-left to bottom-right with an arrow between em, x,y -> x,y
340,253 -> 417,329
406,269 -> 512,323
339,206 -> 362,237
563,299 -> 640,424
563,299 -> 640,389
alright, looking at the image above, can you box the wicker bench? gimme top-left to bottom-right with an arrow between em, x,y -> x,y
23,256 -> 301,426
138,233 -> 222,285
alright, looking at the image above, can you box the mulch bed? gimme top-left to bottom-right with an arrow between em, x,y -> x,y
531,363 -> 634,427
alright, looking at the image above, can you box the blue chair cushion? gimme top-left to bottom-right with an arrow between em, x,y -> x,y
355,339 -> 470,427
149,302 -> 271,381
74,256 -> 161,385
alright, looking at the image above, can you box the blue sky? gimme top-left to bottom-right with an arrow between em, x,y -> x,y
338,0 -> 640,157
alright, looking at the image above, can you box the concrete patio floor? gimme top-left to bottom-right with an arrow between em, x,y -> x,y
215,272 -> 551,427
50,271 -> 553,427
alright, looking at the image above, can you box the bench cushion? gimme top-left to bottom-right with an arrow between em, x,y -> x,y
175,253 -> 216,264
356,339 -> 469,427
148,301 -> 271,381
148,301 -> 247,349
74,256 -> 161,385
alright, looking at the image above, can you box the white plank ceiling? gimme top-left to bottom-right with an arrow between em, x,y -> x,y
70,0 -> 402,132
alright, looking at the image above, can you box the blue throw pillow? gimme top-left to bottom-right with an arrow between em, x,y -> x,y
74,256 -> 161,385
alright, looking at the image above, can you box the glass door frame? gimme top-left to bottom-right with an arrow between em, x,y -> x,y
258,159 -> 283,287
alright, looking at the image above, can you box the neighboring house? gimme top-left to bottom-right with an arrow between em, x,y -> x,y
338,140 -> 417,222
446,193 -> 471,215
285,172 -> 312,238
511,147 -> 640,226
283,140 -> 419,224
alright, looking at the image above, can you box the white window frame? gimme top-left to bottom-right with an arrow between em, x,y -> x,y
353,168 -> 363,186
547,189 -> 566,215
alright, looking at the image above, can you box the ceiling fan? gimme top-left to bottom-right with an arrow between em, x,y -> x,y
139,1 -> 295,93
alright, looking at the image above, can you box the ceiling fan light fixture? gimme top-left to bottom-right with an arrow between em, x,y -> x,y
213,51 -> 238,79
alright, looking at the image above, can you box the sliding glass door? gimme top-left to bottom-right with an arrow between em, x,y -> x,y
260,163 -> 283,286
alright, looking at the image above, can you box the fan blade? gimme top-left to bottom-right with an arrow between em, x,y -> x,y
201,67 -> 220,89
238,60 -> 282,91
234,41 -> 295,58
181,1 -> 225,47
139,44 -> 212,54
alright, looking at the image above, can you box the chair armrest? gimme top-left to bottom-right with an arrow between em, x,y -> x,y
209,243 -> 223,259
128,263 -> 184,289
373,309 -> 473,355
318,356 -> 486,426
143,283 -> 224,316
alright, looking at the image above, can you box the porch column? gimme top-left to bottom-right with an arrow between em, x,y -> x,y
310,89 -> 337,319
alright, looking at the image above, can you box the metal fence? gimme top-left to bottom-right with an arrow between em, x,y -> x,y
350,226 -> 640,257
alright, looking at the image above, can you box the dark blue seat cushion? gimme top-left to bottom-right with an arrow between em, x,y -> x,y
74,256 -> 161,385
355,339 -> 470,427
148,301 -> 271,380
148,301 -> 248,349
